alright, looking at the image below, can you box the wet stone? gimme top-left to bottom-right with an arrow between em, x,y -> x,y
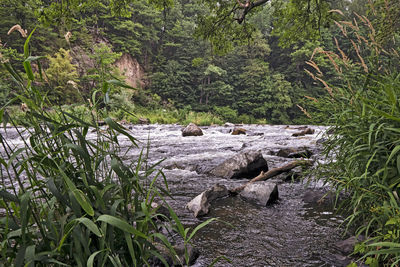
231,127 -> 246,135
182,123 -> 203,137
209,150 -> 268,179
186,184 -> 230,217
239,181 -> 279,206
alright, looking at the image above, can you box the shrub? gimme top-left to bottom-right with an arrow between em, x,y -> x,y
213,106 -> 238,123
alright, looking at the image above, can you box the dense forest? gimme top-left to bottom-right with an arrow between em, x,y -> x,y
0,0 -> 382,125
2,0 -> 400,266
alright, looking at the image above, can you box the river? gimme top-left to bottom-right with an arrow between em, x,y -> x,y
1,123 -> 351,266
118,124 -> 349,266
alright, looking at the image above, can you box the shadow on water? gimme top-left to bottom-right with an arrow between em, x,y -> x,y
189,183 -> 348,267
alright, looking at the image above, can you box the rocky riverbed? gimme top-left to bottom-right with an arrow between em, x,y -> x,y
117,123 -> 352,266
1,123 -> 354,266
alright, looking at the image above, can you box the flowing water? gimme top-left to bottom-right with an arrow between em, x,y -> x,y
1,124 -> 351,266
118,124 -> 349,266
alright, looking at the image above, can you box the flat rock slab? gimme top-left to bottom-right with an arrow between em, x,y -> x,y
209,150 -> 268,179
186,184 -> 229,217
239,181 -> 279,206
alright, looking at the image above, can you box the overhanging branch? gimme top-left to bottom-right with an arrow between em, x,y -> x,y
236,0 -> 270,24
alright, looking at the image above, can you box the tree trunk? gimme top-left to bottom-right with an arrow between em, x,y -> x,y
200,79 -> 205,104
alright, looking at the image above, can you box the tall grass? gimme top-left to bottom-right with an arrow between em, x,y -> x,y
309,12 -> 400,266
0,30 -> 213,266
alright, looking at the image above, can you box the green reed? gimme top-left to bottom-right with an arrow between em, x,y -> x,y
0,30 -> 214,267
309,13 -> 400,266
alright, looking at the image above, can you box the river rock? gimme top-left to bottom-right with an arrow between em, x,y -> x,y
186,184 -> 229,217
335,235 -> 365,254
303,189 -> 335,204
239,181 -> 279,206
224,122 -> 235,127
182,123 -> 203,137
292,128 -> 315,137
277,147 -> 313,158
151,202 -> 170,221
139,117 -> 150,124
231,127 -> 246,135
209,151 -> 268,179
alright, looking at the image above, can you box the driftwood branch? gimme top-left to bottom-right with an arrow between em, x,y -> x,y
230,160 -> 314,193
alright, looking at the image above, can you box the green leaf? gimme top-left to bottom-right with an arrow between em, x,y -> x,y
107,79 -> 136,90
124,232 -> 136,264
208,255 -> 232,266
3,62 -> 23,83
24,28 -> 36,59
97,215 -> 147,239
20,192 -> 31,243
23,61 -> 35,81
25,56 -> 46,62
167,206 -> 184,236
76,217 -> 102,237
72,189 -> 95,217
25,244 -> 35,267
57,165 -> 94,216
7,148 -> 26,168
367,241 -> 400,248
0,189 -> 19,203
105,117 -> 138,146
387,145 -> 400,165
46,178 -> 69,207
87,250 -> 105,267
187,218 -> 217,242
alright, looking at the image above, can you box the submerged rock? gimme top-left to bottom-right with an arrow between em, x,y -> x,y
182,123 -> 203,137
209,150 -> 268,179
186,184 -> 229,217
239,181 -> 279,206
292,128 -> 315,137
303,189 -> 335,204
277,147 -> 313,158
231,127 -> 246,135
335,235 -> 365,255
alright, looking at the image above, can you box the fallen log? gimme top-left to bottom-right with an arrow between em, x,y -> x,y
230,160 -> 313,193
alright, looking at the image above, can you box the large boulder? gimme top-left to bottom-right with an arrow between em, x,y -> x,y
182,123 -> 203,137
209,151 -> 268,179
186,184 -> 229,217
240,181 -> 279,206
